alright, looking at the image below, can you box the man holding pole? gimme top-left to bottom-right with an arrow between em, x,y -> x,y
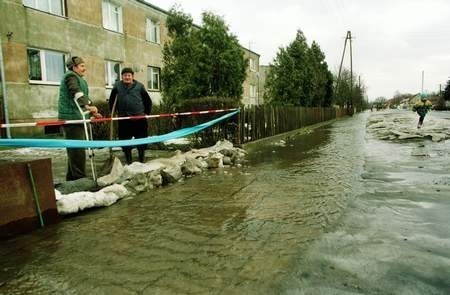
58,56 -> 102,181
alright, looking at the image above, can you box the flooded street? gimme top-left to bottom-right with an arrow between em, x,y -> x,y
1,111 -> 450,294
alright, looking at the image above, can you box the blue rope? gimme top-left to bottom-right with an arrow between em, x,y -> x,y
0,110 -> 239,148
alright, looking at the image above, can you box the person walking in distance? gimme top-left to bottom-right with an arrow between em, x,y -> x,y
109,67 -> 152,164
58,56 -> 102,181
412,93 -> 433,129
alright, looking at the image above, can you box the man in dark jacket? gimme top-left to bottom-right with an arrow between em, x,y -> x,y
109,67 -> 152,164
58,56 -> 102,181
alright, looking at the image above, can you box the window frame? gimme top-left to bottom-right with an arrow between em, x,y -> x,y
105,60 -> 122,88
102,0 -> 123,33
22,0 -> 65,17
27,48 -> 66,85
147,66 -> 161,91
249,58 -> 257,72
250,84 -> 257,98
146,18 -> 161,44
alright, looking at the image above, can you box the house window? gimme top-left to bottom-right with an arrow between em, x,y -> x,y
249,58 -> 257,72
102,0 -> 123,33
105,60 -> 121,87
250,84 -> 257,98
146,19 -> 160,44
23,0 -> 65,16
147,66 -> 160,91
27,48 -> 65,83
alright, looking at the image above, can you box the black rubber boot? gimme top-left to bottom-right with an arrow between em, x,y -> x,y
124,149 -> 132,165
138,149 -> 145,163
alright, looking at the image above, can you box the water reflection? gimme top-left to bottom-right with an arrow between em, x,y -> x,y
246,127 -> 330,168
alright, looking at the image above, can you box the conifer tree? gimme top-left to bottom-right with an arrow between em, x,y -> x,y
264,30 -> 333,106
161,7 -> 247,110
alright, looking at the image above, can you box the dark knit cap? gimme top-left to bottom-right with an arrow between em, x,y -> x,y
65,56 -> 84,69
121,67 -> 134,75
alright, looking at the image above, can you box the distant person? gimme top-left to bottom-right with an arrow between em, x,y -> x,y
109,67 -> 152,164
58,56 -> 102,181
412,93 -> 432,129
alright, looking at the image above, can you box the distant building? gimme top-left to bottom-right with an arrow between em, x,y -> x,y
241,49 -> 260,106
0,0 -> 260,136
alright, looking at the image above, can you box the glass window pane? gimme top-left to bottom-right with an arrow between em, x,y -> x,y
23,0 -> 34,8
153,27 -> 158,42
151,23 -> 156,42
45,51 -> 64,82
147,67 -> 160,90
156,23 -> 160,43
27,49 -> 42,80
112,62 -> 120,83
102,1 -> 109,29
104,62 -> 109,86
37,0 -> 49,12
147,20 -> 159,43
106,61 -> 114,86
50,0 -> 63,15
152,72 -> 159,89
102,1 -> 122,32
107,62 -> 112,86
146,20 -> 150,41
105,61 -> 121,86
111,8 -> 118,31
117,6 -> 122,32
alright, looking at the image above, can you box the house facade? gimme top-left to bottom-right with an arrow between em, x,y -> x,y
0,0 -> 260,137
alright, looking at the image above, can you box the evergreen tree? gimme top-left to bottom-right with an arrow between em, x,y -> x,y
264,30 -> 333,107
161,7 -> 196,110
161,7 -> 247,110
195,12 -> 247,99
307,41 -> 333,106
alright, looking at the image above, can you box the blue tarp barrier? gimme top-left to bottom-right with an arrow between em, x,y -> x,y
0,110 -> 239,148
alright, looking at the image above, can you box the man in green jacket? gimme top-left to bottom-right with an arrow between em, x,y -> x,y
58,56 -> 102,181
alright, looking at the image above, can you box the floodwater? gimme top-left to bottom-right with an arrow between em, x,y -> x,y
1,111 -> 449,294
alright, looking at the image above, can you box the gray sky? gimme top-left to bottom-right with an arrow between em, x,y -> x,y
148,0 -> 450,100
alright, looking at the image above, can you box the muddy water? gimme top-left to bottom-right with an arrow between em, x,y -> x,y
1,111 -> 448,294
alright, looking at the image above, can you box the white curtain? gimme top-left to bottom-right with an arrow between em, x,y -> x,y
45,51 -> 64,82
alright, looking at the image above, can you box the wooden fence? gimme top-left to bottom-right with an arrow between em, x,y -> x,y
148,106 -> 348,147
237,106 -> 347,144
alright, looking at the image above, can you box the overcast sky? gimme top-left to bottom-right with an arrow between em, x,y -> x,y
148,0 -> 450,100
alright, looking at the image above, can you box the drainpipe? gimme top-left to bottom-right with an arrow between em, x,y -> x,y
0,37 -> 11,138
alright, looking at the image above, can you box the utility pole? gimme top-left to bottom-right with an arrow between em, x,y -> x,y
335,31 -> 354,113
349,31 -> 353,110
421,70 -> 424,94
336,34 -> 348,94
